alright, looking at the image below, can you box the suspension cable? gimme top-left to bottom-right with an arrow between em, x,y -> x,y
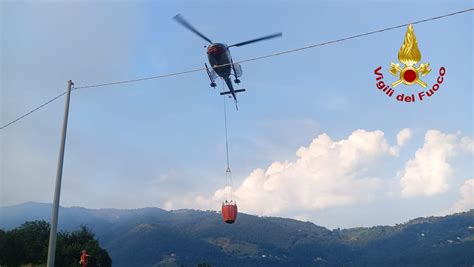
222,81 -> 234,201
224,96 -> 231,173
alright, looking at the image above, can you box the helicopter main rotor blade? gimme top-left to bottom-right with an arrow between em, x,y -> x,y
228,33 -> 282,47
173,14 -> 213,44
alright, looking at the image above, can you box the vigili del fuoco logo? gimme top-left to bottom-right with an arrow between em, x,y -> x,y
374,24 -> 446,102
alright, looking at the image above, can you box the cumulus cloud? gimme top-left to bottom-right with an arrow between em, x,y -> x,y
399,130 -> 469,197
460,137 -> 474,153
449,179 -> 474,213
165,129 -> 399,216
397,128 -> 412,147
164,128 -> 473,220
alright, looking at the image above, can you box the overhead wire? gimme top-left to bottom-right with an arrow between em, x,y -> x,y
1,8 -> 472,130
0,91 -> 68,130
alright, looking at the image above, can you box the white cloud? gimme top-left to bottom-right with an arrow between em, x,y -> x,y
162,201 -> 177,210
171,129 -> 397,217
161,193 -> 215,211
448,179 -> 474,214
399,130 -> 458,197
460,137 -> 474,153
397,128 -> 412,147
164,128 -> 473,220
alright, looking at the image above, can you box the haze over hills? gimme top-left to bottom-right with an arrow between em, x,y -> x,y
1,202 -> 473,266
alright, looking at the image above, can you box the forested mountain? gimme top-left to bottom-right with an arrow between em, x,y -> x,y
1,202 -> 473,266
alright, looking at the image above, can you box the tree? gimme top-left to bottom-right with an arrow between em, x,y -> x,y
0,221 -> 111,267
57,225 -> 112,267
0,221 -> 49,266
17,220 -> 50,263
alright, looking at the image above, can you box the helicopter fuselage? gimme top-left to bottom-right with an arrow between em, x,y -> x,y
207,43 -> 232,78
173,14 -> 281,109
207,43 -> 241,104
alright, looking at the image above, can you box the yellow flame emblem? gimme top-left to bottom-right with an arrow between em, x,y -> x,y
389,24 -> 431,87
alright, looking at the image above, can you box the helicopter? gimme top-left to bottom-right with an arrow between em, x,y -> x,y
173,14 -> 282,109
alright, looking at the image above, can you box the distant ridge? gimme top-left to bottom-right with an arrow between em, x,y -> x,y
1,202 -> 473,267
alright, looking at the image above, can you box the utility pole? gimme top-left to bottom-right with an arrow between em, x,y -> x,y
47,80 -> 74,267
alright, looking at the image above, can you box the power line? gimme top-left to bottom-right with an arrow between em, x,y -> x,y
235,8 -> 474,65
1,8 -> 472,130
73,68 -> 206,90
74,8 -> 473,90
0,91 -> 68,130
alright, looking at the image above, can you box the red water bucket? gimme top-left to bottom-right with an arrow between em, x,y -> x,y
221,202 -> 238,224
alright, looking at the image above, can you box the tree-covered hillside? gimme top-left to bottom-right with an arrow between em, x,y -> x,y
1,203 -> 472,266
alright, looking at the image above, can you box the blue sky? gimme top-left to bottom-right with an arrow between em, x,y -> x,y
1,0 -> 472,229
